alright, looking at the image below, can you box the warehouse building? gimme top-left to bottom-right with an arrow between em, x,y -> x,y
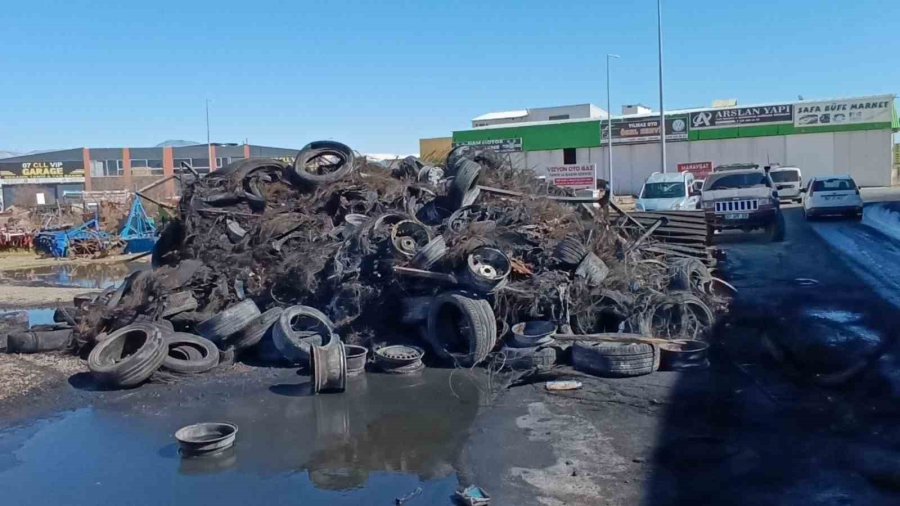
452,95 -> 899,195
0,143 -> 297,210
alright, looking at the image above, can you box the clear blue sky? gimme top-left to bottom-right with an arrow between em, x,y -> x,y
1,0 -> 897,154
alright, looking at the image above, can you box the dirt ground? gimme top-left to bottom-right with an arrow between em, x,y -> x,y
0,252 -> 146,272
0,284 -> 89,309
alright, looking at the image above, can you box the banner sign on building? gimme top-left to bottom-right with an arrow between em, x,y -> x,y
794,96 -> 894,127
602,116 -> 688,144
689,104 -> 793,130
677,161 -> 713,179
454,138 -> 523,153
547,163 -> 596,190
0,161 -> 85,180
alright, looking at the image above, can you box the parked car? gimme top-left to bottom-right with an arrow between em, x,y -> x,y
801,175 -> 863,220
691,179 -> 705,195
636,172 -> 701,211
769,166 -> 803,202
701,168 -> 784,241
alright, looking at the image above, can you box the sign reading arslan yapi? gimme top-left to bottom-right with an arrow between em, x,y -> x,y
794,97 -> 894,127
547,163 -> 596,190
690,104 -> 793,130
0,161 -> 85,180
454,138 -> 523,153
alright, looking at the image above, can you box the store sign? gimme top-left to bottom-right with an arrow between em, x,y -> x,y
454,138 -> 523,153
794,97 -> 893,127
677,161 -> 713,179
0,161 -> 85,180
689,104 -> 793,130
547,163 -> 596,190
602,116 -> 688,144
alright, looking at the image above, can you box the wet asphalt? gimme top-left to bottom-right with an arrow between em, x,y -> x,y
460,204 -> 900,505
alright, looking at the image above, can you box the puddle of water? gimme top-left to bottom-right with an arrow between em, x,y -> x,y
803,308 -> 882,346
0,262 -> 147,290
0,369 -> 490,505
0,308 -> 56,329
804,309 -> 862,325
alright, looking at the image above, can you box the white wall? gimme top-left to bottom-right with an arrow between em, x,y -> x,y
515,129 -> 893,195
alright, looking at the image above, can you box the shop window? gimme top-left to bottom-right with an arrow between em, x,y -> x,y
92,159 -> 123,177
147,159 -> 164,175
130,159 -> 148,168
563,148 -> 577,165
216,157 -> 230,169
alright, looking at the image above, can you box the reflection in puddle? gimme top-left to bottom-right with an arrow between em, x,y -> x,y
0,369 -> 488,505
0,262 -> 147,289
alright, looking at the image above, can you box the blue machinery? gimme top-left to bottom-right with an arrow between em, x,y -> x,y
119,197 -> 158,253
35,196 -> 159,258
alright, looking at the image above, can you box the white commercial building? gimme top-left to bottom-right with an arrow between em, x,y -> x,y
454,95 -> 898,194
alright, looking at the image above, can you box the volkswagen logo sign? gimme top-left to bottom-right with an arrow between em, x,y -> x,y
671,118 -> 686,132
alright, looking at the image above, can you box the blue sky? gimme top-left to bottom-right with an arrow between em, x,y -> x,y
1,0 -> 897,154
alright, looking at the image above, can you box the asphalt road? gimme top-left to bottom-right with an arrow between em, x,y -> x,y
462,202 -> 900,505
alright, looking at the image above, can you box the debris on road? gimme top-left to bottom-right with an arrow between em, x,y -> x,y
4,139 -> 727,389
454,484 -> 491,505
174,422 -> 238,457
545,380 -> 582,391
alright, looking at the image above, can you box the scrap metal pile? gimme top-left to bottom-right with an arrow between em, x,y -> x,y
11,140 -> 727,391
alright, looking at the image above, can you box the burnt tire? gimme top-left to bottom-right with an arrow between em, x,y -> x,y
7,328 -> 74,353
553,237 -> 588,267
426,291 -> 496,367
445,145 -> 476,177
196,299 -> 260,344
497,345 -> 557,371
272,305 -> 336,364
224,307 -> 283,351
572,341 -> 656,378
410,235 -> 448,269
87,323 -> 168,388
291,140 -> 355,185
449,159 -> 481,209
161,333 -> 220,374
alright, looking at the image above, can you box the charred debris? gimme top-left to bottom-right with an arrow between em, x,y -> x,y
7,141 -> 729,391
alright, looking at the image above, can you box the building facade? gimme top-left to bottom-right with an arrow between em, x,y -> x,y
453,95 -> 899,195
0,143 -> 298,209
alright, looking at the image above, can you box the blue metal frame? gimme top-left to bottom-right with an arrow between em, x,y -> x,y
120,197 -> 158,253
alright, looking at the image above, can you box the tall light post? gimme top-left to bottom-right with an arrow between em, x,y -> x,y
206,99 -> 212,171
657,0 -> 667,173
606,53 -> 620,196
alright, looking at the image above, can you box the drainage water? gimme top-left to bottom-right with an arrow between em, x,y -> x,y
0,369 -> 488,505
0,262 -> 147,289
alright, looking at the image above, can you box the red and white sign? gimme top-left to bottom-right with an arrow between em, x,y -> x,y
547,163 -> 596,190
677,161 -> 713,179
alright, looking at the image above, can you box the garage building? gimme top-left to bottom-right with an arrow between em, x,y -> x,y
0,143 -> 297,210
452,95 -> 898,194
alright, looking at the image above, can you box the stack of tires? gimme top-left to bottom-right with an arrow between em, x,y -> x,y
572,340 -> 658,378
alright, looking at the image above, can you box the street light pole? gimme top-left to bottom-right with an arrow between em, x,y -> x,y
606,54 -> 620,196
206,99 -> 212,171
657,0 -> 667,173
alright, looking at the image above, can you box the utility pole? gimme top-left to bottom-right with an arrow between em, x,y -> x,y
657,0 -> 667,173
606,54 -> 619,196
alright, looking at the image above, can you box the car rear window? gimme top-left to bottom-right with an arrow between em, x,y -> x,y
706,173 -> 770,190
770,170 -> 800,183
641,182 -> 685,199
812,178 -> 856,191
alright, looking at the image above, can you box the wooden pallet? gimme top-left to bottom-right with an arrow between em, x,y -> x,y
622,210 -> 716,266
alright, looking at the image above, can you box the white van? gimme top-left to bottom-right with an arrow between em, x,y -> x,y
636,172 -> 701,211
769,166 -> 803,202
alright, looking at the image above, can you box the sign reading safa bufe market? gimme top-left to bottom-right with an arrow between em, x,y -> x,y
0,161 -> 85,180
794,96 -> 893,127
547,163 -> 596,190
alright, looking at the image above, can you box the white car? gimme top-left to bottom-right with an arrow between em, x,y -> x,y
769,166 -> 802,202
801,175 -> 863,220
636,172 -> 701,211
